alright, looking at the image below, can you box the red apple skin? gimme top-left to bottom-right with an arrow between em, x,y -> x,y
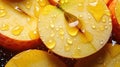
108,0 -> 120,43
48,0 -> 58,6
0,33 -> 41,51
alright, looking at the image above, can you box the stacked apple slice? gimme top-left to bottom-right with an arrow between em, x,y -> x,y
5,50 -> 66,67
38,0 -> 112,58
75,43 -> 120,67
0,0 -> 41,51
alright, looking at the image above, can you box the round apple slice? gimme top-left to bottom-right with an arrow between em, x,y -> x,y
5,49 -> 66,67
38,0 -> 112,58
0,0 -> 41,51
74,43 -> 120,67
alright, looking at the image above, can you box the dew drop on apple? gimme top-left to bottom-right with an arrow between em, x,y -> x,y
11,26 -> 24,36
67,27 -> 79,36
38,0 -> 46,7
67,38 -> 73,45
29,30 -> 39,39
0,24 -> 9,31
64,44 -> 71,52
46,39 -> 56,49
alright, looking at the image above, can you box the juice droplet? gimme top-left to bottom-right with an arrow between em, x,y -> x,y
29,30 -> 39,39
34,5 -> 40,17
0,9 -> 6,17
104,9 -> 111,16
0,24 -> 9,31
78,3 -> 84,11
24,1 -> 32,9
59,28 -> 64,35
102,18 -> 106,23
11,26 -> 24,36
64,44 -> 71,52
67,38 -> 73,45
46,39 -> 56,49
38,0 -> 46,7
87,0 -> 106,22
50,21 -> 55,28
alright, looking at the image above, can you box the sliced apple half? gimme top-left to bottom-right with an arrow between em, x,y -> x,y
38,0 -> 112,58
74,43 -> 120,67
0,0 -> 41,51
5,49 -> 66,67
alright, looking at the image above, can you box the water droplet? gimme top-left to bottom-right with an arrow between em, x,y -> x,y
67,38 -> 73,45
78,3 -> 83,11
46,39 -> 56,49
11,26 -> 24,36
105,9 -> 111,16
59,28 -> 64,35
34,5 -> 40,17
24,1 -> 32,9
102,18 -> 106,23
64,44 -> 71,52
0,9 -> 6,17
92,25 -> 96,29
29,30 -> 39,39
100,40 -> 104,45
79,15 -> 83,18
0,24 -> 9,31
50,23 -> 55,28
38,0 -> 46,7
60,0 -> 68,4
67,27 -> 78,36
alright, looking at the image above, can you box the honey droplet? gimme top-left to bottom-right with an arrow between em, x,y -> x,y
88,0 -> 106,22
11,26 -> 24,36
0,9 -> 6,17
29,30 -> 39,39
46,39 -> 56,49
64,44 -> 71,52
0,24 -> 9,31
34,5 -> 40,17
38,0 -> 46,7
67,38 -> 73,45
24,1 -> 32,9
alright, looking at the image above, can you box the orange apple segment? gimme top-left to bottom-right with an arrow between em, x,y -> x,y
0,0 -> 41,51
5,49 -> 66,67
75,43 -> 120,67
38,0 -> 112,58
115,0 -> 120,24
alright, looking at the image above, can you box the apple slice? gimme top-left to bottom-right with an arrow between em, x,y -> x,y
38,0 -> 112,58
0,0 -> 41,51
74,43 -> 120,67
5,49 -> 66,67
108,0 -> 120,43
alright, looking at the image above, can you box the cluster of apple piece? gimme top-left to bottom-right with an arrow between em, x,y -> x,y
0,0 -> 119,67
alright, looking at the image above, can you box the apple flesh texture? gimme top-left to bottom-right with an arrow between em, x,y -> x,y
74,43 -> 120,67
0,0 -> 41,51
5,49 -> 66,67
38,0 -> 112,58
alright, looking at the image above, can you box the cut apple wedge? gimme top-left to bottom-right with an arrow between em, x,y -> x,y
5,49 -> 66,67
0,0 -> 41,51
74,43 -> 120,67
38,0 -> 112,58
